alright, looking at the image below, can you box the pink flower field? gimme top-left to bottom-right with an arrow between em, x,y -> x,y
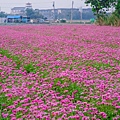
0,25 -> 120,120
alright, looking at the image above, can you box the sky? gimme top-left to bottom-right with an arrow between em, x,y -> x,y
0,0 -> 89,13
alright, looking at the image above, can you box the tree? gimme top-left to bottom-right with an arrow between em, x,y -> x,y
115,0 -> 120,15
25,8 -> 44,19
0,11 -> 7,17
85,0 -> 117,17
26,8 -> 34,17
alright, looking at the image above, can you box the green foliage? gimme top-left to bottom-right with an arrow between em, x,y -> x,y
85,0 -> 117,17
96,104 -> 117,119
24,63 -> 38,73
96,13 -> 120,26
0,49 -> 11,58
0,94 -> 12,119
0,93 -> 21,119
26,8 -> 44,19
70,66 -> 73,70
38,93 -> 44,98
39,70 -> 49,78
55,65 -> 59,69
0,94 -> 7,111
115,0 -> 120,15
81,59 -> 112,70
92,62 -> 112,70
53,78 -> 83,102
0,11 -> 7,17
16,111 -> 22,118
87,0 -> 120,26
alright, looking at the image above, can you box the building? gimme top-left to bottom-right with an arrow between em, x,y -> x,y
11,3 -> 32,15
26,3 -> 32,9
39,8 -> 95,20
6,15 -> 30,23
39,9 -> 54,20
11,7 -> 25,15
82,8 -> 95,20
39,8 -> 80,20
6,15 -> 22,23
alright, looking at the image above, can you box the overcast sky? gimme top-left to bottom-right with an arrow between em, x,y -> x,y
0,0 -> 90,13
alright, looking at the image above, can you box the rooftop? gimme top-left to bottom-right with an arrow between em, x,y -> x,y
7,15 -> 22,19
11,7 -> 25,11
26,3 -> 32,5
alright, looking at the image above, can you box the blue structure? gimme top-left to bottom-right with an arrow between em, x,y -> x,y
6,15 -> 30,23
22,16 -> 30,23
7,15 -> 22,23
7,15 -> 22,19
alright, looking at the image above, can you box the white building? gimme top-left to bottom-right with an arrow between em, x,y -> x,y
11,7 -> 25,15
11,3 -> 32,15
26,3 -> 32,9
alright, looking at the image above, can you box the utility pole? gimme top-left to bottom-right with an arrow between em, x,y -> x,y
70,1 -> 74,23
53,1 -> 55,21
79,7 -> 82,22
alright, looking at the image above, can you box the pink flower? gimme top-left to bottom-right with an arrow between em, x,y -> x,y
82,116 -> 90,120
116,106 -> 120,109
6,93 -> 12,98
12,110 -> 17,114
64,90 -> 68,93
11,117 -> 17,120
2,113 -> 8,118
7,105 -> 15,109
99,112 -> 107,118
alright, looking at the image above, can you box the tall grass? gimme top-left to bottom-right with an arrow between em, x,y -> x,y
96,13 -> 120,26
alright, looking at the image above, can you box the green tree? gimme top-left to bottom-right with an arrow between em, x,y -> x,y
26,8 -> 34,18
26,8 -> 44,19
115,0 -> 120,15
0,11 -> 7,17
85,0 -> 117,17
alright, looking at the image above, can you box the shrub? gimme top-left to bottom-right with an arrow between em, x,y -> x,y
96,13 -> 120,26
